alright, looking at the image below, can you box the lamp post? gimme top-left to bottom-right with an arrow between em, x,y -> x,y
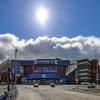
15,49 -> 18,85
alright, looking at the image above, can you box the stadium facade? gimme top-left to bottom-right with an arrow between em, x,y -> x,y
0,58 -> 70,85
0,58 -> 100,85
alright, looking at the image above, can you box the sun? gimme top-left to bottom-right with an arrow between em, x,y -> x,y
36,6 -> 48,25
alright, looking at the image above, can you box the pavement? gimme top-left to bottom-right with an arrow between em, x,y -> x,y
0,85 -> 7,96
72,85 -> 100,96
16,85 -> 100,100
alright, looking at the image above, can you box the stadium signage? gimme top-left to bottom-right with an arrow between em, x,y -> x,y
34,59 -> 57,64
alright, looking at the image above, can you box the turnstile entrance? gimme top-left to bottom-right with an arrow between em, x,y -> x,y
40,78 -> 48,85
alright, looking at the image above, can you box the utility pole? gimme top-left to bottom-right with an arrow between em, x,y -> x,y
15,49 -> 18,85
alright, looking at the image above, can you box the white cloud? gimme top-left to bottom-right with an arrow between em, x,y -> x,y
0,33 -> 100,62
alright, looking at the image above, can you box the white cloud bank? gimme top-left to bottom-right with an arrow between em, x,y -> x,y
0,33 -> 100,62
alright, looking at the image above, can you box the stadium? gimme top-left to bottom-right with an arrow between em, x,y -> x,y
0,58 -> 70,85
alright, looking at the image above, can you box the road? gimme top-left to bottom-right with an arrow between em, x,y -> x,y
16,85 -> 100,100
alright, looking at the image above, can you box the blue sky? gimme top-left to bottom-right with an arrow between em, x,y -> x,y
0,0 -> 100,39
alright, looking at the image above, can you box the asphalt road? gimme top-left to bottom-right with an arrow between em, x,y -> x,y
16,85 -> 100,100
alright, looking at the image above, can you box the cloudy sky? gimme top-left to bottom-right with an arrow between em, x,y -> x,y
0,33 -> 100,62
0,0 -> 100,62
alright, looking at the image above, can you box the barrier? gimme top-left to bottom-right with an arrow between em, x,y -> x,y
0,85 -> 17,100
0,92 -> 8,100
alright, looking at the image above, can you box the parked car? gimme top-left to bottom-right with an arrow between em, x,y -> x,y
88,83 -> 96,88
50,82 -> 55,87
34,83 -> 39,87
0,82 -> 7,85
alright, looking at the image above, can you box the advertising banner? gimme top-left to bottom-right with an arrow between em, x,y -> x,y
34,59 -> 56,64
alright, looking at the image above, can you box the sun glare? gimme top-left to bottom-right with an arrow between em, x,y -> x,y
36,6 -> 48,25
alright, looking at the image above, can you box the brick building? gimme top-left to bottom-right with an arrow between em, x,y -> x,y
90,59 -> 99,83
